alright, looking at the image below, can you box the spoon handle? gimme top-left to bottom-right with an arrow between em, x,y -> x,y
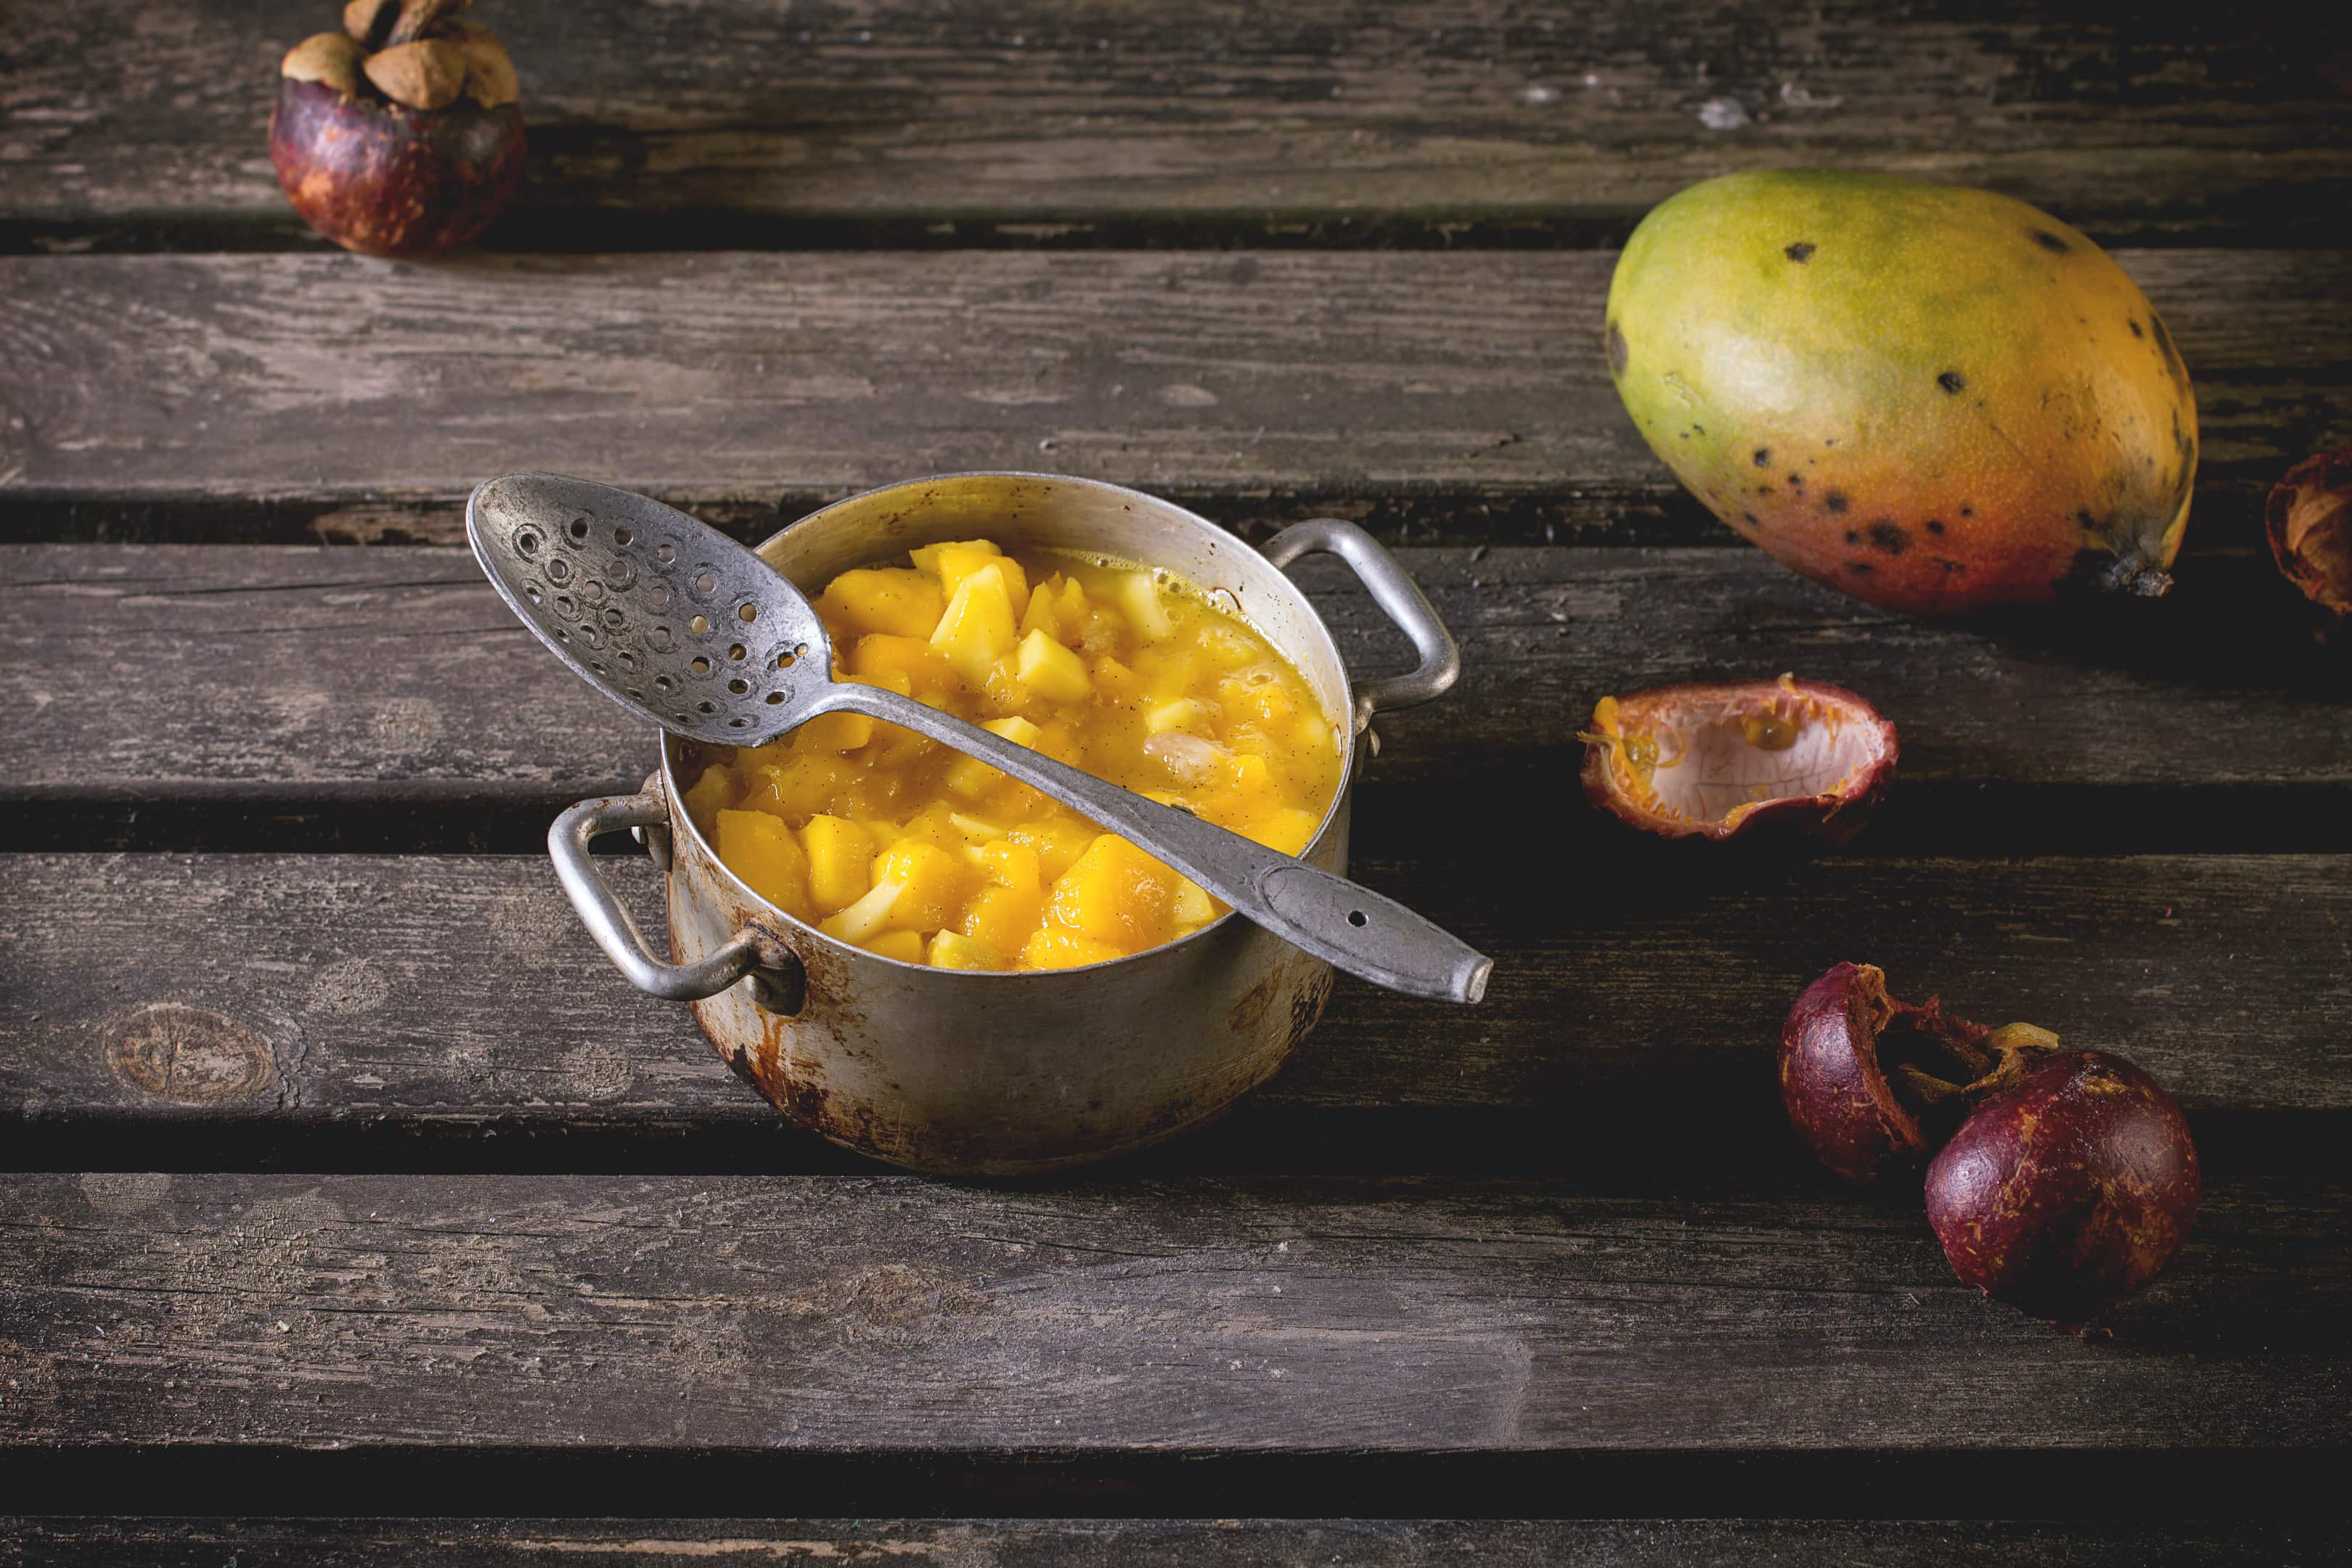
827,685 -> 1492,1004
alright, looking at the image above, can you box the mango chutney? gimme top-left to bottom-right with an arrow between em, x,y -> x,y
679,539 -> 1345,971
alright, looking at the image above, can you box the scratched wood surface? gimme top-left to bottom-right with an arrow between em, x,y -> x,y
7,1 -> 2348,250
7,545 -> 2352,844
2,1518 -> 2341,1568
4,0 -> 2350,1547
0,250 -> 2342,544
2,851 -> 2346,1138
1,1169 -> 2344,1455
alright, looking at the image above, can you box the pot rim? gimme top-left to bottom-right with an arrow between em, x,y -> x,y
658,469 -> 1365,979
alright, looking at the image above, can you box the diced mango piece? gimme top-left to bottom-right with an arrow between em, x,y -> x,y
1008,817 -> 1098,883
896,801 -> 965,853
817,568 -> 944,640
1091,655 -> 1141,704
1171,875 -> 1219,928
978,838 -> 1042,891
872,839 -> 974,931
979,653 -> 1027,715
822,875 -> 904,944
1114,570 -> 1174,640
1019,575 -> 1063,642
850,634 -> 955,699
1144,696 -> 1213,735
929,561 -> 1019,685
682,764 -> 737,821
1032,718 -> 1084,769
910,538 -> 1000,576
1247,806 -> 1323,857
926,931 -> 1006,971
1053,578 -> 1091,644
962,883 -> 1045,952
1199,623 -> 1262,669
935,544 -> 1029,623
702,538 -> 1345,971
715,809 -> 812,920
1047,834 -> 1175,950
796,709 -> 875,754
748,754 -> 851,821
862,929 -> 926,963
1018,925 -> 1125,971
1016,629 -> 1093,704
801,814 -> 874,915
944,714 -> 1043,799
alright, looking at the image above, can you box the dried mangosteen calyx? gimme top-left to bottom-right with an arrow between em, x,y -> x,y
2266,448 -> 2352,617
296,0 -> 512,111
1580,675 -> 1898,845
269,0 -> 525,256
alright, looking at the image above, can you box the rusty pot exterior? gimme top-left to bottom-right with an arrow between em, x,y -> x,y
665,767 -> 1344,1174
556,472 -> 1453,1176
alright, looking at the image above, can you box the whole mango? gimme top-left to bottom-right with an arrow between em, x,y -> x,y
1606,171 -> 2197,612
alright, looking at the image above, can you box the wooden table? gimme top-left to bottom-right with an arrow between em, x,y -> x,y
4,3 -> 2348,1561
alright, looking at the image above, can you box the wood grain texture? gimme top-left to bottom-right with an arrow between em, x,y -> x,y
0,1169 -> 2343,1455
3,1517 -> 2337,1567
0,251 -> 2342,539
6,1 -> 2349,248
7,545 -> 2352,836
3,850 -> 2345,1132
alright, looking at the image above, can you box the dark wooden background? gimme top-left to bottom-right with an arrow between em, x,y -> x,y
3,3 -> 2348,1563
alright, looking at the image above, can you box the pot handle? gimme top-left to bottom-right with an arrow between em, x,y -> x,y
1262,518 -> 1461,730
550,790 -> 805,1013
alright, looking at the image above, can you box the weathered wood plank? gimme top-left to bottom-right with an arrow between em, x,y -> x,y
2,1517 -> 2335,1567
3,851 -> 2345,1131
0,251 -> 2341,541
6,1 -> 2348,248
1,1170 -> 2342,1455
6,545 -> 2351,841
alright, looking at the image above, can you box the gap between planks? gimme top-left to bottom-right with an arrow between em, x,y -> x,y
0,1516 -> 2345,1564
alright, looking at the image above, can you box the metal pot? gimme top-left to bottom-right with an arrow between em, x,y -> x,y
549,473 -> 1459,1175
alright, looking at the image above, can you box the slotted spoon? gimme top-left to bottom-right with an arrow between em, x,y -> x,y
468,471 -> 1491,1003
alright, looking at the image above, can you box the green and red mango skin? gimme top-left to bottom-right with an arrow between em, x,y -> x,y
1606,171 -> 2198,613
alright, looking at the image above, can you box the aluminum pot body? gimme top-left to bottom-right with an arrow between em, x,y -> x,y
554,473 -> 1455,1175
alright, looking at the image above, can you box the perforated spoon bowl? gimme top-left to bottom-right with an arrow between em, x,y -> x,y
469,471 -> 1490,1003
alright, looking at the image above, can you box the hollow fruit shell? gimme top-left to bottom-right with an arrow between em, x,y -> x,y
269,76 -> 525,257
1580,677 -> 1897,846
1779,962 -> 1925,1183
1925,1049 -> 2200,1326
1606,171 -> 2197,612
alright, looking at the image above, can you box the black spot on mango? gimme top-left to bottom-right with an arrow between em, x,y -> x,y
1604,171 -> 2197,611
1606,319 -> 1629,375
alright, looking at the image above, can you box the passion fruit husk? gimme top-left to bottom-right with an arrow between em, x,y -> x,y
1580,676 -> 1897,849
